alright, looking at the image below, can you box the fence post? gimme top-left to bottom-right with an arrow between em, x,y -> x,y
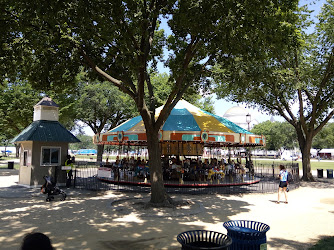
73,168 -> 77,188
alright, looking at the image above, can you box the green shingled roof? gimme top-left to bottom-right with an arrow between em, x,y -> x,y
11,120 -> 80,143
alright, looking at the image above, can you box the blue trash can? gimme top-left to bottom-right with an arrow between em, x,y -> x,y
223,220 -> 270,250
177,230 -> 232,250
327,169 -> 333,179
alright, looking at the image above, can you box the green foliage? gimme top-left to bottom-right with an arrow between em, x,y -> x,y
213,2 -> 334,180
213,3 -> 333,125
75,77 -> 137,134
150,72 -> 214,112
252,121 -> 298,151
1,0 -> 300,110
312,122 -> 334,149
69,134 -> 95,150
1,0 -> 302,200
46,85 -> 79,130
0,81 -> 41,139
194,97 -> 215,114
0,78 -> 81,140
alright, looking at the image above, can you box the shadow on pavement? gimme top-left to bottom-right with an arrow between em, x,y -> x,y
270,237 -> 313,250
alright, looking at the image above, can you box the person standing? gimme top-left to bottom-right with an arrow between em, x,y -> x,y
277,165 -> 288,204
65,155 -> 74,188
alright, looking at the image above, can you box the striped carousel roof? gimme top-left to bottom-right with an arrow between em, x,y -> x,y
109,100 -> 250,134
95,100 -> 265,149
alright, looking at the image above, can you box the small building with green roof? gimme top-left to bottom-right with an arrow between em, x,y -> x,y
11,97 -> 80,186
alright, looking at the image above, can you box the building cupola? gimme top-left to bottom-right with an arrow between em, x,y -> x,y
33,96 -> 59,121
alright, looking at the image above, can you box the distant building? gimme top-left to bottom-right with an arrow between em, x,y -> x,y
318,149 -> 334,160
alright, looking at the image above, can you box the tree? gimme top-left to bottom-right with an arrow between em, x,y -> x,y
46,87 -> 80,130
0,79 -> 82,157
214,2 -> 334,181
1,0 -> 299,204
69,134 -> 96,151
0,78 -> 81,136
0,80 -> 41,157
312,122 -> 334,149
196,97 -> 215,114
75,79 -> 137,161
0,81 -> 41,139
150,72 -> 215,112
251,121 -> 298,151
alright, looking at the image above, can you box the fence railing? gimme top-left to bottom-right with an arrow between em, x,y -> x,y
73,161 -> 300,194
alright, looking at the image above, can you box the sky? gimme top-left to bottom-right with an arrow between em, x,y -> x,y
84,0 -> 327,136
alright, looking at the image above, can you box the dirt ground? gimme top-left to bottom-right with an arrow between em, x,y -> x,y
0,169 -> 334,250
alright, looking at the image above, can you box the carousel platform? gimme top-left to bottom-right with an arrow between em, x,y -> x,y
97,171 -> 260,188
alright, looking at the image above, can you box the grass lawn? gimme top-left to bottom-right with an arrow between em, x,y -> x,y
303,161 -> 334,170
0,157 -> 20,169
251,158 -> 334,170
74,154 -> 118,161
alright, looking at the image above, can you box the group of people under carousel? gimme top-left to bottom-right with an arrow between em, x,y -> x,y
102,154 -> 254,183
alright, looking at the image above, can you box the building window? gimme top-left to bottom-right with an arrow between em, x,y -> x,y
41,147 -> 61,166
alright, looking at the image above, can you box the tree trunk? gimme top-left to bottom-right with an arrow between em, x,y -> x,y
97,144 -> 104,163
146,129 -> 170,204
300,138 -> 314,181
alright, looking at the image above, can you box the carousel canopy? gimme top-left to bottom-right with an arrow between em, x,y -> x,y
94,100 -> 265,149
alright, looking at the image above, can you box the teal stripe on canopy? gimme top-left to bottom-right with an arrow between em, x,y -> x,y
109,116 -> 142,132
108,101 -> 251,134
162,102 -> 200,131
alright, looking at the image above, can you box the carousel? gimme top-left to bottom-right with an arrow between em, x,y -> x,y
93,100 -> 265,188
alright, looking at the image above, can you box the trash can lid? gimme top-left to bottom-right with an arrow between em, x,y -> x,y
223,220 -> 270,233
177,230 -> 232,249
228,226 -> 259,233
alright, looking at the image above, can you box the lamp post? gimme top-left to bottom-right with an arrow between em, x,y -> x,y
246,113 -> 251,131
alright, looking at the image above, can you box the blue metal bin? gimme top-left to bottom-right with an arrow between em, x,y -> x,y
223,220 -> 270,250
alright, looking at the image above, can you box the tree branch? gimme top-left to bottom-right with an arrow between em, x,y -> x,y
80,49 -> 136,99
145,71 -> 156,121
298,88 -> 308,135
175,37 -> 200,88
314,109 -> 334,136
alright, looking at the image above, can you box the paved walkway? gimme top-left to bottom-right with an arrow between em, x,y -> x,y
0,168 -> 333,249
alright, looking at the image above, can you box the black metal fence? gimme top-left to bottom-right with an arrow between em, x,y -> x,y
73,161 -> 300,194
